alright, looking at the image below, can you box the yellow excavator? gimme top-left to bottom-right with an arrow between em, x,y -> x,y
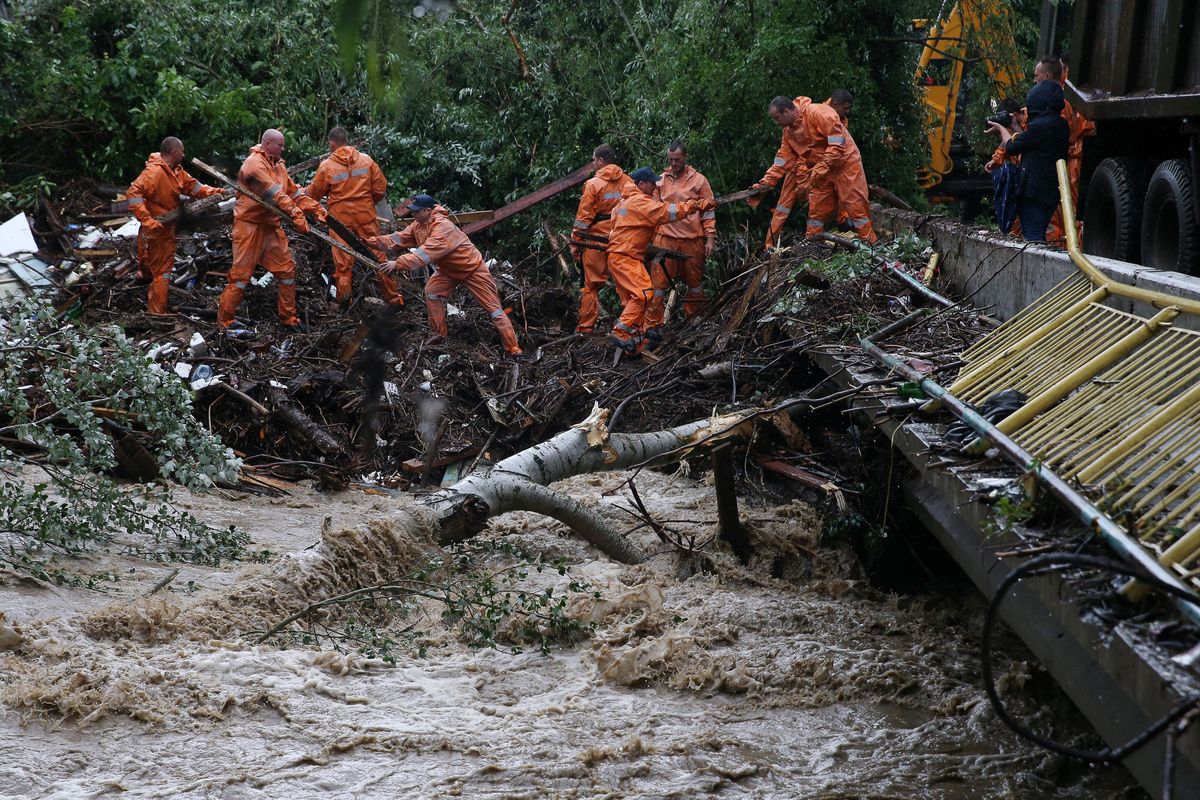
913,0 -> 1024,209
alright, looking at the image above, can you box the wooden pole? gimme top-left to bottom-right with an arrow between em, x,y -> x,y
190,157 -> 421,294
712,443 -> 753,563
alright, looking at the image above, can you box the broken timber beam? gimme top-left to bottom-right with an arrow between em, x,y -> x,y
462,163 -> 592,235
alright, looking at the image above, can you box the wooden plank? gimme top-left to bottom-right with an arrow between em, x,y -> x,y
462,163 -> 592,235
448,210 -> 495,225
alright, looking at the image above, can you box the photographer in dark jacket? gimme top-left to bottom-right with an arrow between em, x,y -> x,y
999,80 -> 1069,242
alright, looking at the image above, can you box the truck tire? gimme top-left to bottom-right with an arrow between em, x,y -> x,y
1141,159 -> 1199,275
1083,157 -> 1148,262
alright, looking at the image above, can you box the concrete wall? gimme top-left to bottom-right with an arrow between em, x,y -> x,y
872,206 -> 1200,332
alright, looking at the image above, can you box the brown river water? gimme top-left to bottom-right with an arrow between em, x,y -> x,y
0,469 -> 1141,798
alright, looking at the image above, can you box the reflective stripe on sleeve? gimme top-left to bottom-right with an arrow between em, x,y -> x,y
234,280 -> 248,289
411,247 -> 432,265
426,293 -> 447,302
489,309 -> 505,319
827,135 -> 845,145
573,220 -> 589,229
850,217 -> 870,227
290,188 -> 305,199
773,205 -> 791,215
807,219 -> 825,229
188,180 -> 203,194
668,203 -> 678,222
773,157 -> 787,167
702,211 -> 716,220
262,184 -> 282,199
127,197 -> 145,205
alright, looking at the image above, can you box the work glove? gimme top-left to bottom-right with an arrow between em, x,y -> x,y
291,210 -> 310,234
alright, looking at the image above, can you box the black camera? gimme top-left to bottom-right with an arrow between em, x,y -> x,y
986,111 -> 1013,128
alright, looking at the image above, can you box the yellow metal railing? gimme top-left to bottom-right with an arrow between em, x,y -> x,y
948,161 -> 1200,591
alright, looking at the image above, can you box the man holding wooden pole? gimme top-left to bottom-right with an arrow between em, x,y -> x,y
217,129 -> 326,332
303,127 -> 399,308
606,167 -> 714,356
370,195 -> 522,355
570,144 -> 634,334
125,137 -> 225,314
644,141 -> 717,342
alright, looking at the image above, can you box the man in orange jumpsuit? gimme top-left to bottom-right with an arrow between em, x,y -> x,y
371,195 -> 521,355
606,168 -> 715,354
749,95 -> 850,249
571,144 -> 634,333
824,90 -> 878,244
1043,53 -> 1095,243
217,129 -> 326,332
643,141 -> 716,338
126,137 -> 226,314
304,127 -> 400,308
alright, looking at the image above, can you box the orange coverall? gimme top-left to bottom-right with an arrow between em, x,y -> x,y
645,165 -> 716,327
571,164 -> 635,332
126,153 -> 223,314
384,210 -> 521,354
1046,98 -> 1095,244
751,97 -> 848,249
217,145 -> 323,328
305,146 -> 400,304
606,189 -> 711,348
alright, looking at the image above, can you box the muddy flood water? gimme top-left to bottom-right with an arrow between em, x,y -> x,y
0,469 -> 1143,798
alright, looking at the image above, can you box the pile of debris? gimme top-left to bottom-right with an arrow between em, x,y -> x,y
10,181 -> 978,499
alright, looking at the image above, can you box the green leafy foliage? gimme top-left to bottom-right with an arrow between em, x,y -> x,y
0,297 -> 252,575
264,539 -> 597,662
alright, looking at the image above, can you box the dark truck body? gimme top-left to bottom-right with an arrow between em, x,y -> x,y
1042,0 -> 1200,273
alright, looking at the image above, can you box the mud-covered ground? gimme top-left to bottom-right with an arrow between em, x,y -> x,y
0,469 -> 1141,799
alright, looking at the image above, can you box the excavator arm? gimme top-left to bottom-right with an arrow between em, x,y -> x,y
914,0 -> 1024,192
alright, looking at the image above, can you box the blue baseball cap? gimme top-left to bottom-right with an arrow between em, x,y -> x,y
407,194 -> 437,210
630,167 -> 661,183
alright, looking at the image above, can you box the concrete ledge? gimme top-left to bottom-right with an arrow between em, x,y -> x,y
872,205 -> 1200,330
812,347 -> 1200,798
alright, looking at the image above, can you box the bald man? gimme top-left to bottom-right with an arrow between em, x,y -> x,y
126,136 -> 224,313
217,129 -> 325,332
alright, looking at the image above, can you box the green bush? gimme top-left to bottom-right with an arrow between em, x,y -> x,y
0,297 -> 253,578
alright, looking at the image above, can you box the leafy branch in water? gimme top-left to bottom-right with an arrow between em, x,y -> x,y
259,539 -> 599,663
0,297 -> 253,578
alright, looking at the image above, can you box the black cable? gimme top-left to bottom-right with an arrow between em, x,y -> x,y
982,552 -> 1200,765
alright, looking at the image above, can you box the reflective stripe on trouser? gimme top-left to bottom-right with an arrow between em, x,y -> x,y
645,234 -> 707,327
764,169 -> 807,250
424,267 -> 521,353
138,227 -> 176,314
805,176 -> 838,239
607,251 -> 652,341
833,158 -> 878,244
218,222 -> 299,327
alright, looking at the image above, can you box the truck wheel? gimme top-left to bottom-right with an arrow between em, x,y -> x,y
1141,159 -> 1199,275
1083,157 -> 1148,262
